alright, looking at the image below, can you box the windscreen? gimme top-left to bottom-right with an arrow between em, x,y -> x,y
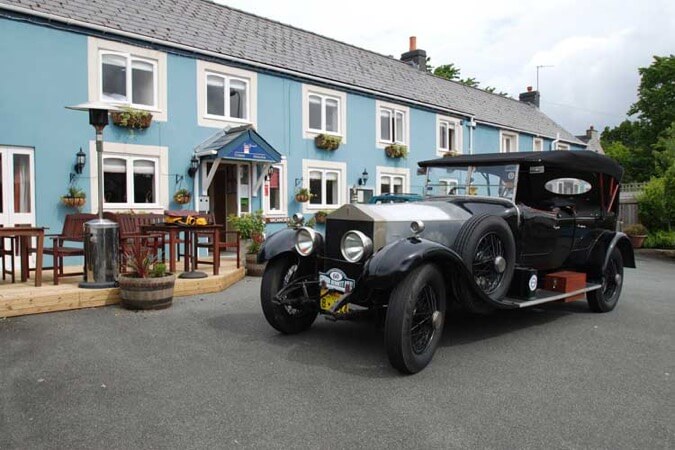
425,164 -> 519,201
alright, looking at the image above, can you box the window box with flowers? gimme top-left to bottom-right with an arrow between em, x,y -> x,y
111,107 -> 153,129
385,144 -> 408,159
314,134 -> 342,151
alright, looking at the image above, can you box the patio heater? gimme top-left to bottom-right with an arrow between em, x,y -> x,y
66,102 -> 121,288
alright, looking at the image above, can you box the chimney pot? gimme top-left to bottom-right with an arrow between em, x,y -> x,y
400,36 -> 427,71
519,88 -> 540,107
409,36 -> 417,51
527,86 -> 533,92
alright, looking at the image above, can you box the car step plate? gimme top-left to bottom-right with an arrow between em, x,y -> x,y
504,283 -> 602,308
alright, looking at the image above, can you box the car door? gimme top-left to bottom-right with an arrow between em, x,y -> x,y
518,206 -> 575,270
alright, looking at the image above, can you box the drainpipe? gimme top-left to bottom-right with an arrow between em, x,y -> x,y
551,132 -> 560,151
467,116 -> 476,154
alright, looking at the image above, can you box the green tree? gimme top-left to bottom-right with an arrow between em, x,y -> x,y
433,63 -> 461,81
629,55 -> 675,145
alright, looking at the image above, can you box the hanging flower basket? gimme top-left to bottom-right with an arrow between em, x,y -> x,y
315,134 -> 342,151
61,196 -> 86,208
314,211 -> 328,224
173,189 -> 192,205
385,144 -> 408,159
295,188 -> 311,203
111,107 -> 153,129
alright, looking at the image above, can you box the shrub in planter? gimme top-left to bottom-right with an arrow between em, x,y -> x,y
173,188 -> 192,205
295,187 -> 311,203
624,223 -> 648,249
315,134 -> 342,151
61,186 -> 86,208
111,107 -> 153,129
228,210 -> 265,269
385,144 -> 408,159
119,245 -> 175,310
644,230 -> 675,249
314,210 -> 329,224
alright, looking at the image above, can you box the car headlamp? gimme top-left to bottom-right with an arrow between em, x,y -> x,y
340,230 -> 373,263
295,227 -> 318,256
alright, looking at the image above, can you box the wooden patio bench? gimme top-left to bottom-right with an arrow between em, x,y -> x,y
106,213 -> 166,272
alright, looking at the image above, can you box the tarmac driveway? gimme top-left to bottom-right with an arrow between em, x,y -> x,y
0,252 -> 673,449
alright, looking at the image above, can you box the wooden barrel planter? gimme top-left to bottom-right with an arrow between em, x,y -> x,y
245,253 -> 266,277
118,273 -> 176,310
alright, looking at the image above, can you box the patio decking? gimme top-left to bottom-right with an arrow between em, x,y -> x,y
0,258 -> 245,318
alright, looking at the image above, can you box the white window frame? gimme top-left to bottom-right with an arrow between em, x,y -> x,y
375,166 -> 410,196
88,141 -> 169,212
101,156 -> 160,208
376,100 -> 409,148
533,137 -> 544,152
203,72 -> 250,122
263,158 -> 288,217
500,130 -> 519,153
197,60 -> 257,128
301,159 -> 347,212
556,142 -> 571,150
436,115 -> 463,156
88,37 -> 167,121
302,84 -> 347,141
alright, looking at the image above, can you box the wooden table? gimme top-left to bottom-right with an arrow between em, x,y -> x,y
0,227 -> 45,287
142,224 -> 223,277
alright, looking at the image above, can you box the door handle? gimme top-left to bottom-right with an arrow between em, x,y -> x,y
553,225 -> 560,230
577,224 -> 587,228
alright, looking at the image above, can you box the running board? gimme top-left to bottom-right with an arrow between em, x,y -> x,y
503,283 -> 602,308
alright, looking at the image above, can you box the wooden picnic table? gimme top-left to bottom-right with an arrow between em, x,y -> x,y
0,227 -> 45,287
141,223 -> 224,277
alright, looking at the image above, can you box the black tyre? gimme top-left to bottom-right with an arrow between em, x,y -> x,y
261,255 -> 318,334
453,214 -> 516,313
587,247 -> 623,313
385,264 -> 447,374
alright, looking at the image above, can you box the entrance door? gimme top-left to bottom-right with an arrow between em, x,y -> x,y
0,147 -> 36,228
0,146 -> 36,270
208,163 -> 240,234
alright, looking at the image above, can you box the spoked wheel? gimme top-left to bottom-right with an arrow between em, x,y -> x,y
453,215 -> 516,313
588,248 -> 624,313
385,264 -> 446,374
261,255 -> 318,334
472,232 -> 507,295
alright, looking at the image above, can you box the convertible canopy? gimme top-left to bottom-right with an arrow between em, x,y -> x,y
419,150 -> 624,181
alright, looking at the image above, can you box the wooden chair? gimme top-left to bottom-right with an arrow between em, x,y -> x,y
194,213 -> 241,269
0,225 -> 17,283
113,213 -> 165,272
44,213 -> 96,285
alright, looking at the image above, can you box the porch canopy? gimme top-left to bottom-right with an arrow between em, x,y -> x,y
195,125 -> 282,196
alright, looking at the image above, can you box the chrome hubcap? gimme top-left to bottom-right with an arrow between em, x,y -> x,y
432,311 -> 441,330
494,256 -> 506,274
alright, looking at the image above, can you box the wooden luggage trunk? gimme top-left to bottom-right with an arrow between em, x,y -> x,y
542,271 -> 587,302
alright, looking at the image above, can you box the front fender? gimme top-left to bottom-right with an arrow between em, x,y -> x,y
362,237 -> 502,308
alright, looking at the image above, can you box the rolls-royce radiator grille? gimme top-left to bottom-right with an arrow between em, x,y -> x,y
323,219 -> 373,279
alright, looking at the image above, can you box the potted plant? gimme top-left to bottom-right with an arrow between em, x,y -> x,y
314,210 -> 329,224
227,210 -> 265,270
624,223 -> 648,248
118,245 -> 176,310
173,188 -> 192,205
315,134 -> 342,151
61,186 -> 86,208
245,232 -> 267,276
110,106 -> 153,129
385,144 -> 408,159
295,187 -> 311,203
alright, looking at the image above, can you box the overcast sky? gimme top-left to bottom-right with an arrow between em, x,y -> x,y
218,0 -> 674,136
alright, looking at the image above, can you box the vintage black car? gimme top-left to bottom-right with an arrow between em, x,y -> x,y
258,151 -> 635,374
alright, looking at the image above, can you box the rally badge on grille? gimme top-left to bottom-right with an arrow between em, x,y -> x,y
319,268 -> 355,293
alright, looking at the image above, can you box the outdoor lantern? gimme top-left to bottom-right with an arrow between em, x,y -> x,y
188,154 -> 199,177
66,101 -> 122,289
74,147 -> 86,174
358,168 -> 369,186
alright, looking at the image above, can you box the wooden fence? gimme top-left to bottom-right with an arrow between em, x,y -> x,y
619,198 -> 639,227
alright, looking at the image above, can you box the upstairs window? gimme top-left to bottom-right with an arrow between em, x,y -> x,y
533,137 -> 544,152
101,52 -> 157,108
437,117 -> 462,155
500,131 -> 518,153
556,142 -> 571,150
205,73 -> 249,121
379,107 -> 406,144
308,94 -> 341,134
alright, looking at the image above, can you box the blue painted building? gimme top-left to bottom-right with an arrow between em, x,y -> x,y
0,0 -> 587,245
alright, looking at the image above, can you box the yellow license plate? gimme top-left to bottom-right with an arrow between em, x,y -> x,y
320,290 -> 349,313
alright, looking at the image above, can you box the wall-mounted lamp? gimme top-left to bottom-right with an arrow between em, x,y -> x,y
358,168 -> 369,186
69,147 -> 87,183
187,155 -> 199,178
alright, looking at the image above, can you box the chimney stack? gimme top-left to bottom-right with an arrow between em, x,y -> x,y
519,86 -> 540,107
586,125 -> 598,140
401,36 -> 427,71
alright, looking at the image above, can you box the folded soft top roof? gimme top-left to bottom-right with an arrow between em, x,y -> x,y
418,150 -> 623,180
